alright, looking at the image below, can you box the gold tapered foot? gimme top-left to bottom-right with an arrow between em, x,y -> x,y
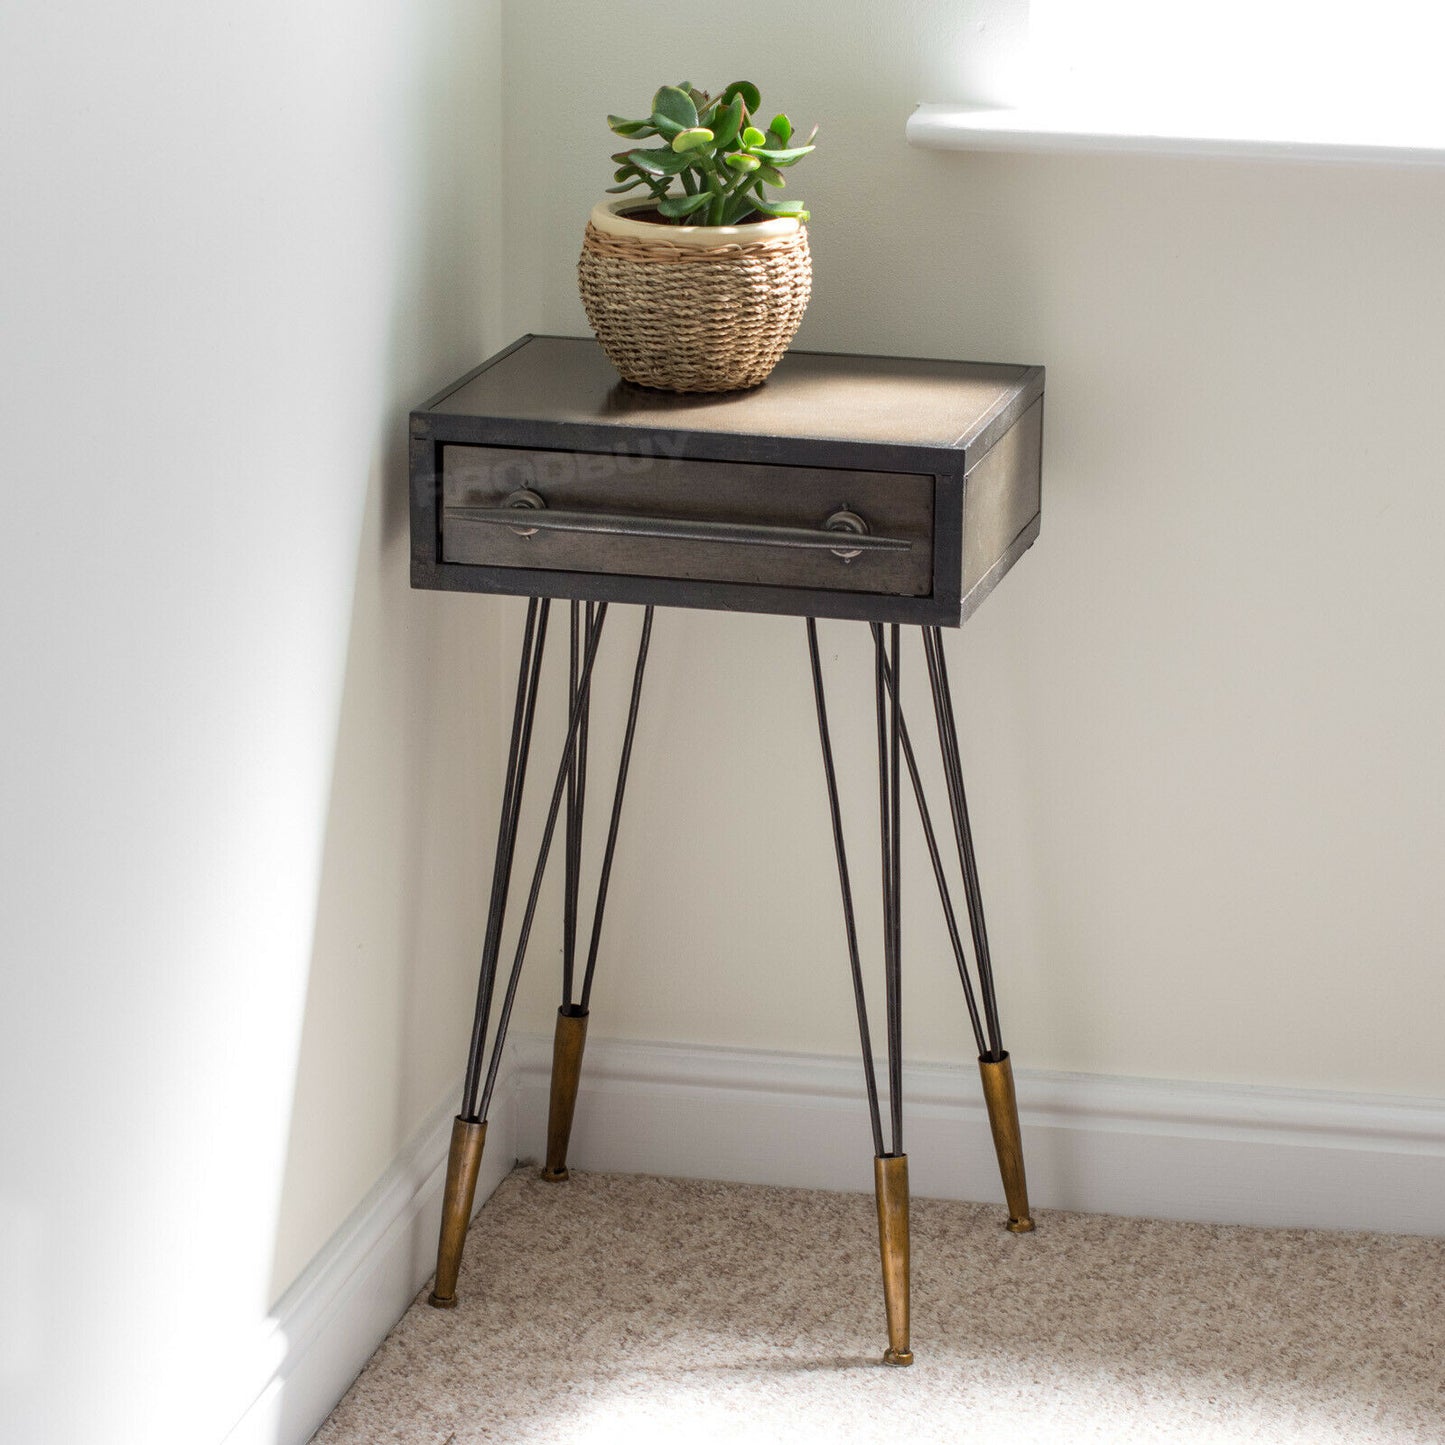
541,1005 -> 589,1182
427,1116 -> 487,1308
874,1153 -> 913,1366
979,1052 -> 1034,1232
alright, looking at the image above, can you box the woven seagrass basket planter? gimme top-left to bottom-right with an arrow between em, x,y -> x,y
578,198 -> 812,393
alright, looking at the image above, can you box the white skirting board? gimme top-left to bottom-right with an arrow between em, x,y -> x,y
509,1037 -> 1445,1238
222,1058 -> 522,1445
225,1035 -> 1445,1445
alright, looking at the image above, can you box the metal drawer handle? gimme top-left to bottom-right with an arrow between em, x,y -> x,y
447,504 -> 911,558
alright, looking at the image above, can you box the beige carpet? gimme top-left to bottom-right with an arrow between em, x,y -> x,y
314,1167 -> 1444,1444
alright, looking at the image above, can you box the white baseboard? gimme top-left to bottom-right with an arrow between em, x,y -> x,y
222,1056 -> 522,1445
224,1034 -> 1445,1445
511,1034 -> 1445,1237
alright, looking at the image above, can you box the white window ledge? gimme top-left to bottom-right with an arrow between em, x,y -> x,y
907,102 -> 1445,167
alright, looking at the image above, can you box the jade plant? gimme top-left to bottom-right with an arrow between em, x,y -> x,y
606,81 -> 817,225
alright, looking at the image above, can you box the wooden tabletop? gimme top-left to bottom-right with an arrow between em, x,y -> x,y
425,336 -> 1039,455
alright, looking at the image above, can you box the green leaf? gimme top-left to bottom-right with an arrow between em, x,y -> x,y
752,144 -> 814,164
725,152 -> 761,172
741,126 -> 768,150
721,191 -> 760,225
710,95 -> 744,151
750,197 -> 809,220
768,113 -> 793,144
607,115 -> 655,137
657,190 -> 713,218
605,177 -> 646,193
721,80 -> 761,114
626,146 -> 694,176
652,85 -> 699,131
756,163 -> 785,188
671,126 -> 715,153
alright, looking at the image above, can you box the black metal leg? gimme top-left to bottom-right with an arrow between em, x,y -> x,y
542,604 -> 653,1181
461,598 -> 551,1121
430,597 -> 549,1306
805,619 -> 1036,1345
921,626 -> 1034,1232
807,618 -> 911,1366
873,625 -> 1033,1229
433,599 -> 655,1307
921,627 -> 1002,1055
806,620 -> 884,1156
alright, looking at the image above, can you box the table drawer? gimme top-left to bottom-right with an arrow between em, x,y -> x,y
440,446 -> 934,597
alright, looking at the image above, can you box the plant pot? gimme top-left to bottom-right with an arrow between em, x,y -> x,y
578,197 -> 812,393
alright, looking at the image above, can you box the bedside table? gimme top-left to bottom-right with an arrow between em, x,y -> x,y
410,335 -> 1045,1366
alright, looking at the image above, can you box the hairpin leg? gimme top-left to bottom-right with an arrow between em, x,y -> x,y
540,605 -> 653,1184
921,626 -> 1034,1232
429,599 -> 616,1307
871,624 -> 1037,1233
808,619 -> 913,1366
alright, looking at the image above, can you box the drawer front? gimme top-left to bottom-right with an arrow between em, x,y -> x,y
440,446 -> 934,597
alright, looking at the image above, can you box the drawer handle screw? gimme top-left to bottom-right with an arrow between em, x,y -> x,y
503,488 -> 547,537
825,508 -> 869,562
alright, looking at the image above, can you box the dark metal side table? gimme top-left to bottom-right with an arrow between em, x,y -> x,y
409,335 -> 1045,1366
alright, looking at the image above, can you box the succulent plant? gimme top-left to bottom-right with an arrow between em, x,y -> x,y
606,81 -> 817,226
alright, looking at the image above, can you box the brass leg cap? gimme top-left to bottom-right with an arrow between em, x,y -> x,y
1006,1215 -> 1036,1233
882,1348 -> 915,1367
427,1291 -> 458,1309
539,1165 -> 570,1183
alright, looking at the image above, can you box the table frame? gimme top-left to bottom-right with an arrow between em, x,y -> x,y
411,338 -> 1045,1365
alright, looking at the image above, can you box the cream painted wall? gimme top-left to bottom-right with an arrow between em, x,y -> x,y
497,1 -> 1445,1099
1,4 -> 504,1443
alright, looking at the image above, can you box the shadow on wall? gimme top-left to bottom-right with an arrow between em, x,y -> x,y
262,1 -> 506,1318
